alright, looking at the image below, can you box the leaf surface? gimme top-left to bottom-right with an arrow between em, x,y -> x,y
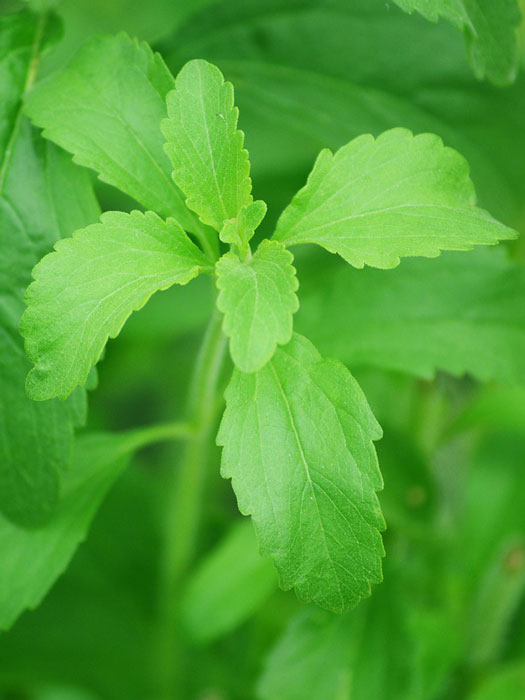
162,59 -> 253,231
274,129 -> 515,269
393,0 -> 522,85
0,11 -> 99,527
181,520 -> 277,643
24,33 -> 205,236
0,431 -> 143,631
218,333 -> 385,613
22,210 -> 211,401
258,577 -> 414,700
296,248 -> 525,384
216,240 -> 299,372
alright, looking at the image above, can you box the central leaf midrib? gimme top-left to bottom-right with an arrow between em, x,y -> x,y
268,361 -> 344,608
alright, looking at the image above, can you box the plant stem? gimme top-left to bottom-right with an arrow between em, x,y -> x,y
156,308 -> 227,699
117,421 -> 195,452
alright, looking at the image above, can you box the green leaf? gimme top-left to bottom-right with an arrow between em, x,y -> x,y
216,240 -> 299,373
0,11 -> 99,527
296,248 -> 525,384
163,0 -> 525,225
24,33 -> 205,236
468,664 -> 525,700
217,333 -> 385,613
220,199 -> 267,256
180,520 -> 277,643
0,431 -> 138,631
274,128 -> 516,269
393,0 -> 522,85
162,58 -> 253,231
258,576 -> 416,700
22,210 -> 211,401
258,607 -> 360,700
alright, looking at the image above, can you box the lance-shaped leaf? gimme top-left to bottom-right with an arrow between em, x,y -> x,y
0,11 -> 99,527
162,59 -> 253,231
274,128 -> 516,269
393,0 -> 521,86
181,520 -> 277,643
24,33 -> 205,236
216,240 -> 299,373
218,333 -> 385,613
220,199 -> 267,257
22,210 -> 211,401
0,430 -> 146,631
296,248 -> 525,385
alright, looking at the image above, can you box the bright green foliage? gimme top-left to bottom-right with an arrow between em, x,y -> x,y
162,0 -> 525,225
297,248 -> 525,384
162,59 -> 253,231
180,520 -> 277,643
0,431 -> 136,631
22,210 -> 211,401
218,333 -> 385,613
23,33 -> 203,235
220,199 -> 267,257
393,0 -> 522,85
0,10 -> 99,528
216,240 -> 299,373
274,128 -> 516,269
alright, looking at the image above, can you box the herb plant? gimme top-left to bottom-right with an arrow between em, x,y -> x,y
1,1 -> 524,699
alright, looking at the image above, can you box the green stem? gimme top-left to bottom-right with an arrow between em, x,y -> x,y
117,421 -> 195,453
156,308 -> 227,699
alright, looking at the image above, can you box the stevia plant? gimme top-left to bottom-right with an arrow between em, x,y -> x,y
18,40 -> 516,617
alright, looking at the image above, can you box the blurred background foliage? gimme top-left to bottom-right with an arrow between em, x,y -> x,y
0,0 -> 524,698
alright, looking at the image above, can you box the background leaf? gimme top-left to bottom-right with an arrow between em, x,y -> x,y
0,10 -> 99,527
180,520 -> 277,643
295,247 -> 525,384
393,0 -> 522,85
0,431 -> 139,631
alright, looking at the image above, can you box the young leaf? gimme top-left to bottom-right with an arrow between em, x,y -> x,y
180,520 -> 277,643
0,431 -> 141,631
162,59 -> 253,231
220,199 -> 267,256
216,240 -> 299,373
296,248 -> 525,385
0,11 -> 99,527
217,333 -> 385,613
22,210 -> 211,401
393,0 -> 522,85
24,33 -> 205,236
273,128 -> 516,269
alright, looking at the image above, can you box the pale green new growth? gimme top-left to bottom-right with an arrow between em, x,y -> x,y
162,59 -> 253,231
22,210 -> 211,401
274,128 -> 516,269
218,333 -> 385,613
216,240 -> 299,373
393,0 -> 521,85
220,200 -> 267,257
